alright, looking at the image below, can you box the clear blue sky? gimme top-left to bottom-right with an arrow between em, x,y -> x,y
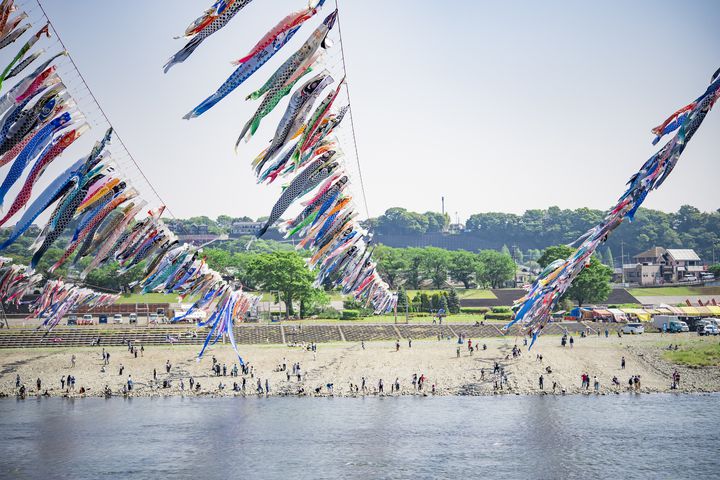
18,0 -> 720,222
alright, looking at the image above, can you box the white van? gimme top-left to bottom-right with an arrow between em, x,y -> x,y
113,314 -> 123,324
622,323 -> 645,334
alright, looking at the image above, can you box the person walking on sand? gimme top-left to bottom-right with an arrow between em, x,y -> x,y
621,356 -> 626,369
396,340 -> 400,352
456,346 -> 461,358
71,354 -> 76,368
539,375 -> 544,390
593,376 -> 599,392
569,336 -> 574,348
60,376 -> 65,389
265,379 -> 270,394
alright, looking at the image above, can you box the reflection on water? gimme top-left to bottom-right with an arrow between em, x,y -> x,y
1,394 -> 719,479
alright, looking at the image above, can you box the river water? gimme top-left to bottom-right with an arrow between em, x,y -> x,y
1,394 -> 718,479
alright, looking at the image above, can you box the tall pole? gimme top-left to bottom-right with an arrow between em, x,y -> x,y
621,240 -> 625,284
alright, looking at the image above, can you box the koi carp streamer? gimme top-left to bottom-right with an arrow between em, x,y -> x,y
509,68 -> 720,347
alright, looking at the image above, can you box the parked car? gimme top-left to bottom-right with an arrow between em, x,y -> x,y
129,313 -> 137,324
113,314 -> 123,324
698,324 -> 720,336
623,323 -> 645,334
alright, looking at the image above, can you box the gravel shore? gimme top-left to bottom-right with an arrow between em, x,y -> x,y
2,333 -> 718,399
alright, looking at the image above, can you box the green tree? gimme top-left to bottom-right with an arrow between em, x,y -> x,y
438,294 -> 449,313
501,244 -> 511,256
430,293 -> 441,310
246,251 -> 316,318
404,248 -> 425,289
374,245 -> 408,289
421,247 -> 450,289
396,286 -> 408,311
538,245 -> 612,306
477,250 -> 516,288
447,288 -> 461,314
419,293 -> 431,312
538,245 -> 574,268
708,264 -> 720,277
448,250 -> 477,288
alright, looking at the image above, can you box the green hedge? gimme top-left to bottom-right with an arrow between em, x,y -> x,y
485,312 -> 513,320
491,306 -> 512,313
460,307 -> 490,314
341,309 -> 361,320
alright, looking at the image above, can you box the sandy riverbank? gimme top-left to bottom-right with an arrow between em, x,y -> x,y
1,333 -> 719,398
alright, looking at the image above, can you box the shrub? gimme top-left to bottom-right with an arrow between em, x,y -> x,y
491,306 -> 512,313
341,309 -> 360,320
485,312 -> 513,320
461,307 -> 490,315
316,308 -> 341,319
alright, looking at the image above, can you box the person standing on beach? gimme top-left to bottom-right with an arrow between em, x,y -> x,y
378,379 -> 384,393
621,356 -> 626,369
71,354 -> 76,368
265,379 -> 270,394
361,341 -> 365,350
60,376 -> 65,389
593,376 -> 599,392
15,374 -> 20,388
153,369 -> 157,381
539,375 -> 544,390
36,378 -> 41,391
396,340 -> 400,352
119,364 -> 124,376
361,377 -> 366,392
569,336 -> 574,348
189,377 -> 195,390
456,346 -> 460,358
166,360 -> 172,373
408,338 -> 412,348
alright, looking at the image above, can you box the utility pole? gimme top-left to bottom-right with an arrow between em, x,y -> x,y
621,240 -> 625,284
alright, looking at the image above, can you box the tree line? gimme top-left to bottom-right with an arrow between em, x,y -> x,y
367,205 -> 720,263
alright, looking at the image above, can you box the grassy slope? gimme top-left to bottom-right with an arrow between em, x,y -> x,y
663,341 -> 720,367
629,286 -> 720,297
406,289 -> 496,299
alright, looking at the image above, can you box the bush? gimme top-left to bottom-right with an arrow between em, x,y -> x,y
491,306 -> 511,313
485,312 -> 513,320
341,309 -> 361,320
460,307 -> 490,315
316,308 -> 341,319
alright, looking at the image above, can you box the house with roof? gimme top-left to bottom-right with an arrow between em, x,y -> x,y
622,246 -> 705,285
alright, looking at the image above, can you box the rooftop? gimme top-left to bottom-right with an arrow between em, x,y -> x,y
666,249 -> 701,262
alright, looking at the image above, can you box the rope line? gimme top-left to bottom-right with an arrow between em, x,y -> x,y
333,0 -> 370,219
30,0 -> 176,219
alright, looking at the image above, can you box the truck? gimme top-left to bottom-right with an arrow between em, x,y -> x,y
652,315 -> 689,333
